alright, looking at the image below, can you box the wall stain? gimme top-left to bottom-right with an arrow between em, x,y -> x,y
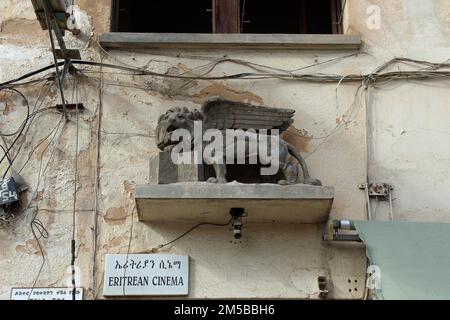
163,66 -> 199,97
47,211 -> 55,226
177,63 -> 192,73
43,197 -> 58,211
35,190 -> 44,201
0,20 -> 47,46
104,207 -> 127,225
35,140 -> 50,160
282,127 -> 312,152
77,133 -> 97,206
15,239 -> 42,256
191,83 -> 264,105
2,102 -> 12,116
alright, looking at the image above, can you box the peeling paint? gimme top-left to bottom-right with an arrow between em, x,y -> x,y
192,83 -> 264,105
282,127 -> 312,152
15,239 -> 42,256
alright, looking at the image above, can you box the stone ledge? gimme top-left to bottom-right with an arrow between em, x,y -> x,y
99,33 -> 361,50
136,182 -> 334,224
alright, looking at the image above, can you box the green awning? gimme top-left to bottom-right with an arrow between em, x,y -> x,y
354,221 -> 450,300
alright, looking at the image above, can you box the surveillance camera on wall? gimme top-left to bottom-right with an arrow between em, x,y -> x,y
229,208 -> 245,240
233,220 -> 243,240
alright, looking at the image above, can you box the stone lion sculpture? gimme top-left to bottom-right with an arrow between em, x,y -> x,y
156,98 -> 321,186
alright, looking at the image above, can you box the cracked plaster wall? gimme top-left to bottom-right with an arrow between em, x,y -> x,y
0,0 -> 449,299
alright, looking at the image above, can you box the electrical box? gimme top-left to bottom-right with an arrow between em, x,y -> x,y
0,177 -> 19,206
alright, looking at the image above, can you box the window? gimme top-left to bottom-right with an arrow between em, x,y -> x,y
111,0 -> 343,34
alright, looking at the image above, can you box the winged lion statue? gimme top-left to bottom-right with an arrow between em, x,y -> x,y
156,98 -> 321,186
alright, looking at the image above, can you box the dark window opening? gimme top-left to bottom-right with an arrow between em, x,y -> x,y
112,0 -> 213,33
239,0 -> 302,34
240,0 -> 336,34
111,0 -> 342,35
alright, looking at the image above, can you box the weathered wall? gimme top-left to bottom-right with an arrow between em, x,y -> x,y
346,0 -> 450,222
0,0 -> 449,299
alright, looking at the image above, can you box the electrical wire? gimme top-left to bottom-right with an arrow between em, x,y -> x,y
0,64 -> 59,88
1,106 -> 57,177
17,118 -> 64,175
0,112 -> 63,229
8,16 -> 446,301
0,135 -> 12,164
95,37 -> 359,77
337,0 -> 348,26
91,59 -> 103,299
18,116 -> 64,225
0,88 -> 30,137
26,114 -> 65,299
43,4 -> 70,120
152,218 -> 233,252
2,44 -> 448,299
122,204 -> 135,296
0,76 -> 55,89
303,84 -> 364,159
0,145 -> 12,166
52,57 -> 450,161
1,56 -> 449,177
71,73 -> 79,300
27,209 -> 49,301
3,57 -> 450,90
100,130 -> 154,138
0,88 -> 30,169
2,82 -> 53,178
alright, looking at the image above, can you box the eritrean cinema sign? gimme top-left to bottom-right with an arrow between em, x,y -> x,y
103,254 -> 189,296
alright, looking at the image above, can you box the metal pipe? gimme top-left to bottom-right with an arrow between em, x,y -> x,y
365,183 -> 372,220
43,4 -> 68,120
388,188 -> 394,221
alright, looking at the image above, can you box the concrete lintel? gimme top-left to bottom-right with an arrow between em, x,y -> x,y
99,33 -> 361,50
136,182 -> 334,224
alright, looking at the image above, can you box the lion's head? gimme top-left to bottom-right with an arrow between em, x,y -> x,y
155,107 -> 203,151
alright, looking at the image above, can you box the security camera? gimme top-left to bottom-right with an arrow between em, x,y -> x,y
229,208 -> 245,240
233,220 -> 243,240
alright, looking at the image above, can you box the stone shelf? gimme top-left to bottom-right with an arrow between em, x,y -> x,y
136,182 -> 334,224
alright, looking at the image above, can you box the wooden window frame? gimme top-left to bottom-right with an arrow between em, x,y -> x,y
213,0 -> 240,33
330,0 -> 343,34
103,0 -> 361,50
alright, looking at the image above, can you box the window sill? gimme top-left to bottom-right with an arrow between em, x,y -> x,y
99,33 -> 361,50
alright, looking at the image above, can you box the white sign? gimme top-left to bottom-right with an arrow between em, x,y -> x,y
10,288 -> 83,300
103,254 -> 189,296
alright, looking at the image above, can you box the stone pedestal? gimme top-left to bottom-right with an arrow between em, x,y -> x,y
149,151 -> 204,184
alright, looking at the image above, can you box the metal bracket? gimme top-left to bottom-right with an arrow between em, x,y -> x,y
34,10 -> 69,31
359,182 -> 395,221
323,220 -> 362,242
52,103 -> 85,114
359,183 -> 393,198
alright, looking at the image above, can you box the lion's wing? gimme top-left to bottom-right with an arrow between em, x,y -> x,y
201,98 -> 295,133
